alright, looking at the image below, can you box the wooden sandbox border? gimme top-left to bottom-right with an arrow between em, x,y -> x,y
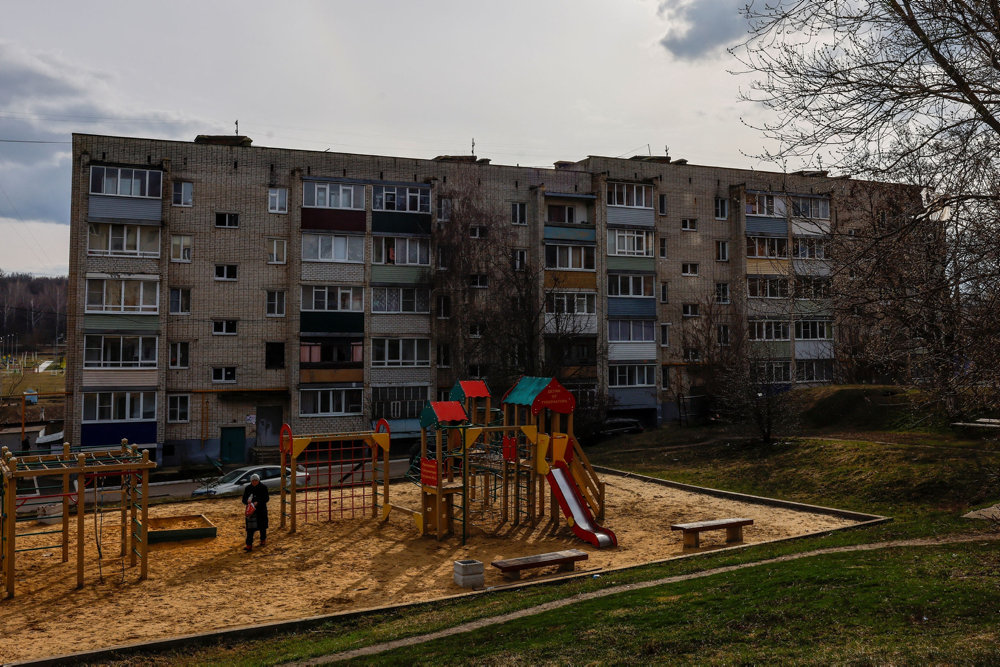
9,467 -> 889,666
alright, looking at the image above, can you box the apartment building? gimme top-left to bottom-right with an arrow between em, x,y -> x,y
67,134 -> 862,467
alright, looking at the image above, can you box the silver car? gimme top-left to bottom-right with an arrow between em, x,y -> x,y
191,465 -> 308,497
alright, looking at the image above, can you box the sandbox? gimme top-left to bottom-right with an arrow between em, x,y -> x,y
0,472 -> 863,663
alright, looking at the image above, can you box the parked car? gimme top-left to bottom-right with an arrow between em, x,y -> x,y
191,465 -> 308,497
598,418 -> 644,438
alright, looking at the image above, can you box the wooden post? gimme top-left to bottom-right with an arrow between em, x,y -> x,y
129,462 -> 138,567
4,465 -> 15,597
139,450 -> 149,580
290,449 -> 297,534
434,430 -> 443,540
76,453 -> 86,590
62,442 -> 70,563
279,447 -> 287,529
119,442 -> 128,559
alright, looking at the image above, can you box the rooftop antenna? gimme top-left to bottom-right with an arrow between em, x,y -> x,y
235,120 -> 239,135
471,137 -> 475,155
647,144 -> 651,156
664,145 -> 670,159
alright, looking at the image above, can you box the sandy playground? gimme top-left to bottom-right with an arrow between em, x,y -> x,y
0,472 -> 859,662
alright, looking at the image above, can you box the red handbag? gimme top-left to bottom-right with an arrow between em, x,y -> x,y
245,502 -> 256,517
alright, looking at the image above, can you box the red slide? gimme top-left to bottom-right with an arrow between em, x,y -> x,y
546,461 -> 617,548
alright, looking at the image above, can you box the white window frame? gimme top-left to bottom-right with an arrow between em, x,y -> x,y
511,202 -> 527,225
83,335 -> 158,369
168,341 -> 189,369
371,287 -> 431,314
211,367 -> 237,383
607,183 -> 653,208
681,263 -> 699,276
747,276 -> 790,299
87,223 -> 160,258
512,248 -> 527,271
791,196 -> 831,220
608,320 -> 655,342
82,391 -> 156,423
85,278 -> 159,314
301,285 -> 365,312
215,212 -> 239,228
756,360 -> 793,383
169,287 -> 190,315
715,282 -> 731,304
682,303 -> 699,318
469,274 -> 488,289
795,320 -> 833,340
89,166 -> 162,199
372,185 -> 430,213
717,324 -> 731,346
745,193 -> 786,217
266,290 -> 286,317
172,181 -> 193,207
372,236 -> 430,266
212,320 -> 237,336
659,237 -> 668,259
167,395 -> 190,423
267,238 -> 287,264
658,194 -> 667,215
607,229 -> 653,257
299,388 -> 364,417
371,338 -> 431,367
716,240 -> 729,262
714,197 -> 729,220
214,264 -> 237,281
436,342 -> 451,368
303,182 -> 365,210
545,291 -> 596,315
437,197 -> 452,222
608,364 -> 656,387
747,236 -> 789,259
796,359 -> 834,382
437,294 -> 451,319
793,237 -> 828,259
659,282 -> 669,304
607,274 -> 653,297
545,244 -> 596,270
750,320 -> 791,341
660,323 -> 671,347
681,218 -> 698,231
302,233 -> 365,263
171,234 -> 191,262
268,187 -> 288,214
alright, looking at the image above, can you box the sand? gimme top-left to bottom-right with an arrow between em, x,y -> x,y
0,474 -> 858,662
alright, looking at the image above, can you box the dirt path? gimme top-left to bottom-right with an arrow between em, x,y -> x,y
295,533 -> 1000,665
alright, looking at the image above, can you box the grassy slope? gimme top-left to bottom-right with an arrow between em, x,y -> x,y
100,387 -> 1000,665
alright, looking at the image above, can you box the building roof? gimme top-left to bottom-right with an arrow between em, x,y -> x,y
419,401 -> 469,428
453,380 -> 491,400
502,377 -> 576,415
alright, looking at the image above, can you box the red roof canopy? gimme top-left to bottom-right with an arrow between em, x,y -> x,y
457,380 -> 491,398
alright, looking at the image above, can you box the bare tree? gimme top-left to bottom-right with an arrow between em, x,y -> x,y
735,1 -> 1000,418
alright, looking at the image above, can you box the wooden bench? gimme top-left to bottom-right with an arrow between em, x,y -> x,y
491,549 -> 589,580
671,518 -> 754,548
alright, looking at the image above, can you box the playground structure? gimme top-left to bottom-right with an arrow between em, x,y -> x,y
278,419 -> 391,533
397,377 -> 617,547
0,440 -> 155,598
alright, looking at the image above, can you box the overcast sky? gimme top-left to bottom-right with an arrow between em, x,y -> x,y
0,0 -> 770,277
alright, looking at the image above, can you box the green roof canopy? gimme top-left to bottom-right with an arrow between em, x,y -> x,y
502,376 -> 576,415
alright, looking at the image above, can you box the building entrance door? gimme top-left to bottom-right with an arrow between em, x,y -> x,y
220,426 -> 245,464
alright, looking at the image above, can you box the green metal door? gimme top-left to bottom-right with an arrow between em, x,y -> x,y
220,426 -> 245,464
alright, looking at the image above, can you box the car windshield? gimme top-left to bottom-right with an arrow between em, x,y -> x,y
217,469 -> 250,484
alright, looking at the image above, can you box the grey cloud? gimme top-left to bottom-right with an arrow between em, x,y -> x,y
658,0 -> 748,61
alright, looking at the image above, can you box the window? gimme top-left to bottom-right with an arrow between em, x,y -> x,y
265,342 -> 285,369
86,278 -> 159,313
88,223 -> 160,258
717,324 -> 731,346
660,323 -> 670,347
659,238 -> 668,259
371,287 -> 430,314
215,212 -> 239,228
372,185 -> 430,213
660,282 -> 669,303
212,367 -> 236,383
371,385 -> 428,420
511,202 -> 527,225
747,276 -> 789,298
681,263 -> 699,276
82,391 -> 156,422
469,274 -> 488,289
300,339 -> 363,366
436,197 -> 452,221
437,245 -> 450,270
791,197 -> 831,219
681,218 -> 697,231
169,342 -> 189,369
212,320 -> 237,335
83,335 -> 157,368
683,348 -> 701,362
745,193 -> 786,217
714,197 -> 729,220
300,388 -> 363,416
682,303 -> 699,318
302,285 -> 364,312
469,324 -> 482,338
89,166 -> 162,198
303,182 -> 364,210
169,288 -> 190,315
795,320 -> 833,340
469,225 -> 487,238
608,364 -> 656,387
268,188 -> 288,213
545,244 -> 595,270
468,363 -> 486,378
371,338 -> 431,367
608,274 -> 653,297
167,395 -> 189,423
547,204 -> 576,224
172,182 -> 193,207
793,237 -> 828,259
512,248 -> 527,271
214,264 -> 237,281
607,229 -> 653,257
756,360 -> 792,383
715,283 -> 730,304
796,359 -> 834,382
373,237 -> 430,265
716,240 -> 729,262
302,233 -> 364,263
171,235 -> 191,262
437,295 -> 451,318
267,238 -> 287,264
607,183 -> 653,208
608,320 -> 655,342
658,194 -> 667,215
545,292 -> 596,314
747,236 -> 788,258
266,291 -> 286,317
750,320 -> 790,341
437,343 -> 451,368
795,275 -> 831,299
